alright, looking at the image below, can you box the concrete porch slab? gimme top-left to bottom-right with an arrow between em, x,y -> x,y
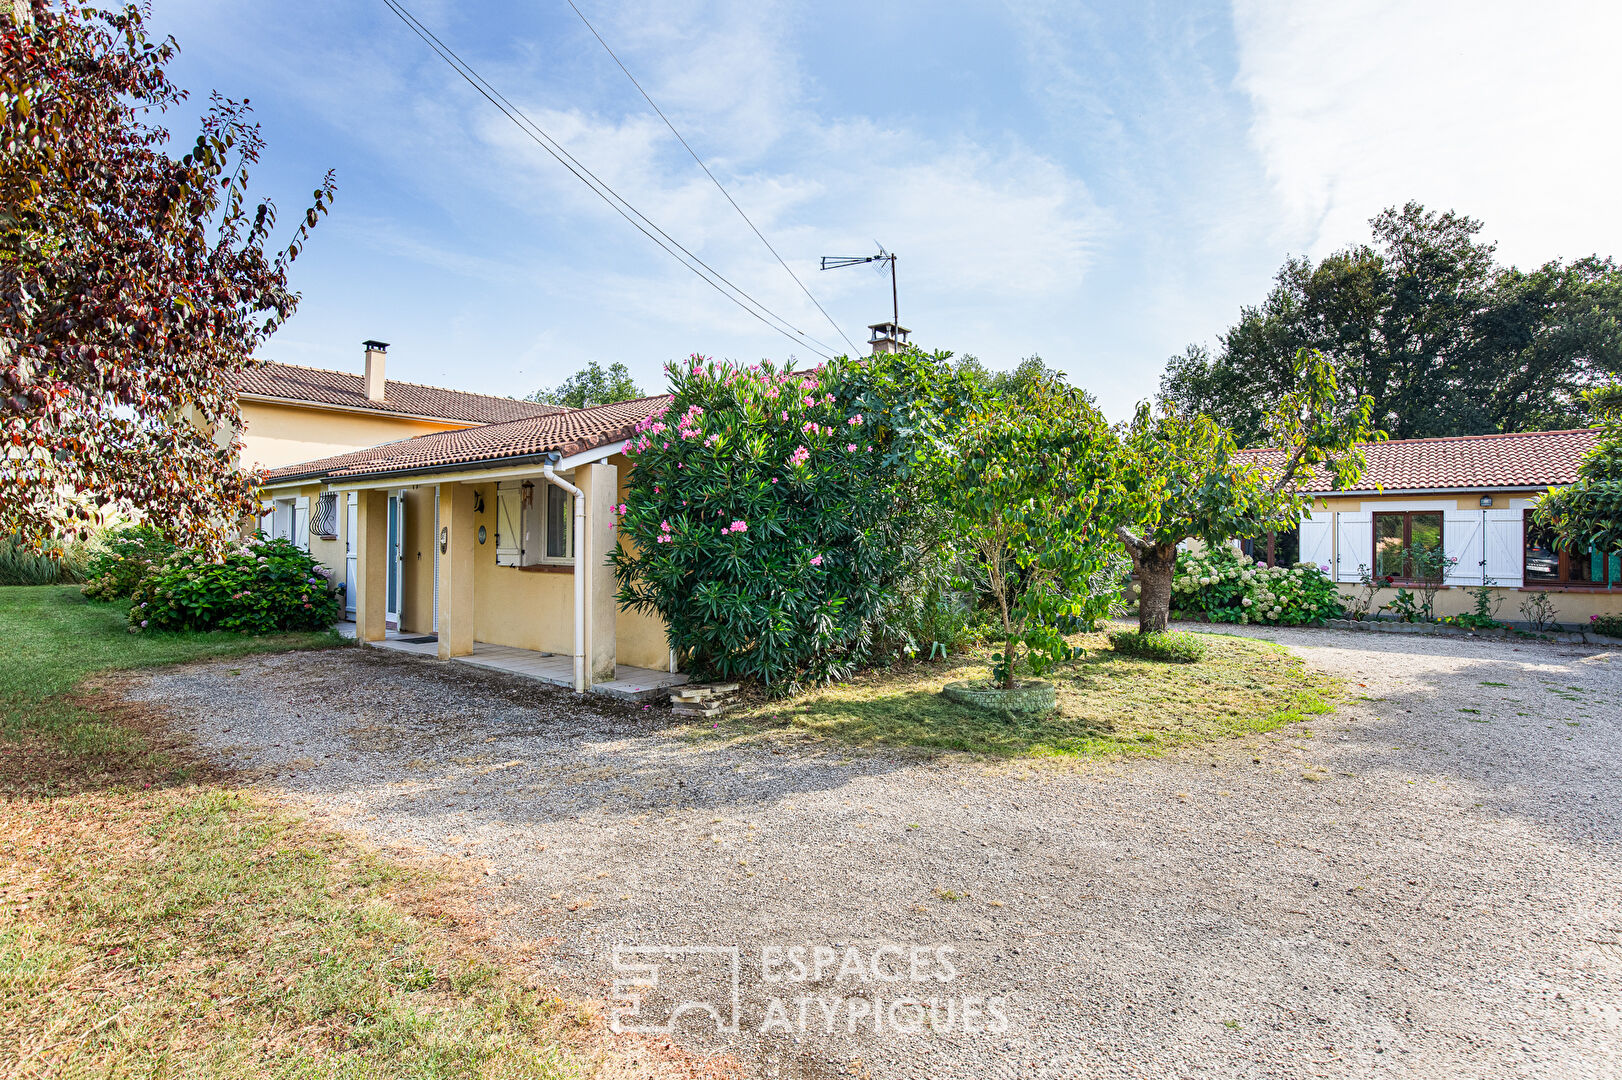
337,623 -> 686,701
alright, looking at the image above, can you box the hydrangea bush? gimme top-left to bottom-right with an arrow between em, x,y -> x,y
129,535 -> 341,634
610,352 -> 956,689
1172,544 -> 1343,625
81,525 -> 176,601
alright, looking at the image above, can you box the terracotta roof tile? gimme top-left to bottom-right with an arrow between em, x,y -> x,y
265,395 -> 674,484
1235,428 -> 1601,492
237,361 -> 569,424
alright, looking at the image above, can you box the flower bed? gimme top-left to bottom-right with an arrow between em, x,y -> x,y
1172,545 -> 1342,625
130,536 -> 341,634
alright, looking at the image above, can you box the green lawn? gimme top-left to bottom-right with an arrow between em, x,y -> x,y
0,587 -> 594,1079
0,585 -> 345,789
713,627 -> 1338,759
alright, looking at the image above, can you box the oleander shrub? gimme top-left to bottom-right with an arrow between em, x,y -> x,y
1172,544 -> 1343,625
129,535 -> 341,634
81,525 -> 175,601
611,351 -> 961,689
1593,614 -> 1622,638
1107,629 -> 1207,663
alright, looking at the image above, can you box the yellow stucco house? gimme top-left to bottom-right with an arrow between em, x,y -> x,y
257,386 -> 679,699
1238,427 -> 1618,623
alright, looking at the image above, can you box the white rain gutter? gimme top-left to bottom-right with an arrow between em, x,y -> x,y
542,462 -> 587,694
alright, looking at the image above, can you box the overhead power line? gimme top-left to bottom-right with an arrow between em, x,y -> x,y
380,0 -> 837,361
562,0 -> 861,357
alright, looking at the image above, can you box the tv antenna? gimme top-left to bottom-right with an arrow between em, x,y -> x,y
820,245 -> 898,329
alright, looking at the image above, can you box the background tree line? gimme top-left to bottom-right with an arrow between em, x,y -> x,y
1160,202 -> 1622,444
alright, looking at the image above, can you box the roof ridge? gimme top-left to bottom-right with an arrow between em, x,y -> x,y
1235,426 -> 1602,456
251,359 -> 568,410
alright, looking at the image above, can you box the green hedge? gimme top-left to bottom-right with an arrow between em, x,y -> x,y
82,526 -> 175,601
130,536 -> 341,634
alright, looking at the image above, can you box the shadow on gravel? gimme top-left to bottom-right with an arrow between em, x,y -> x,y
130,647 -> 924,827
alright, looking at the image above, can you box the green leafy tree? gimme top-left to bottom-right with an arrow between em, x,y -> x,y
1,2 -> 335,551
1534,383 -> 1622,564
1161,202 -> 1622,442
526,360 -> 643,408
1111,350 -> 1378,633
943,375 -> 1117,688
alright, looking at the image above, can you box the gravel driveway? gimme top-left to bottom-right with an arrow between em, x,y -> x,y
126,627 -> 1622,1079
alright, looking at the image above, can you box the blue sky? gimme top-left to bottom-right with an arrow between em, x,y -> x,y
155,0 -> 1622,419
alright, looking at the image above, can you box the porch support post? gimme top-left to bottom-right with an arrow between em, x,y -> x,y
354,489 -> 388,643
576,461 -> 619,684
436,483 -> 475,659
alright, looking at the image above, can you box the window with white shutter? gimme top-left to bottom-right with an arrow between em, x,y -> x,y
1298,510 -> 1333,573
494,482 -> 523,566
1335,511 -> 1371,582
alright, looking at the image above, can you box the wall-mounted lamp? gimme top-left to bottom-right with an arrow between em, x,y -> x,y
473,491 -> 485,514
1479,495 -> 1494,508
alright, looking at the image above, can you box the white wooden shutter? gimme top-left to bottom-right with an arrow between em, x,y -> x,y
1298,510 -> 1334,573
271,499 -> 292,542
495,482 -> 522,566
1335,511 -> 1372,582
1484,508 -> 1524,587
293,496 -> 311,551
1443,509 -> 1484,585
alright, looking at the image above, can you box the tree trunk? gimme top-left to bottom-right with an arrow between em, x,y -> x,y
1131,542 -> 1179,634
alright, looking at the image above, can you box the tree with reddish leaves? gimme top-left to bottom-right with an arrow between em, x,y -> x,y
1,1 -> 334,551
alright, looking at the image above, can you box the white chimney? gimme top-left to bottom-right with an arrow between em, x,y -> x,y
362,340 -> 389,402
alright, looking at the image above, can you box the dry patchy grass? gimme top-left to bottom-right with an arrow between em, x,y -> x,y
0,588 -> 725,1079
710,628 -> 1337,759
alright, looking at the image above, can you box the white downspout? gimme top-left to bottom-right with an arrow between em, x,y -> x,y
542,462 -> 587,694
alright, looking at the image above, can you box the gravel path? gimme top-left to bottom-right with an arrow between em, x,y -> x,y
126,628 -> 1622,1079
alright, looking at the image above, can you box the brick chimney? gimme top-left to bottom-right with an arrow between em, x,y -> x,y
867,321 -> 910,356
362,340 -> 389,402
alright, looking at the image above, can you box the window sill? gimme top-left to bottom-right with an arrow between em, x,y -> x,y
514,563 -> 574,575
1518,584 -> 1618,593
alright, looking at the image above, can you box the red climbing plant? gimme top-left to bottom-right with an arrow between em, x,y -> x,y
1,1 -> 335,551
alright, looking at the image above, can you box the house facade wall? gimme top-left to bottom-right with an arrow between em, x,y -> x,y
238,400 -> 469,471
1300,491 -> 1619,624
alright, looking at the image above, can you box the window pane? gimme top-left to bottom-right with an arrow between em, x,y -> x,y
1572,546 -> 1601,584
1410,513 -> 1443,579
1524,525 -> 1560,582
546,485 -> 571,559
1374,515 -> 1405,578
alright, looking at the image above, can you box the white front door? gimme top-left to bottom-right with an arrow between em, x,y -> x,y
344,493 -> 358,617
386,492 -> 405,630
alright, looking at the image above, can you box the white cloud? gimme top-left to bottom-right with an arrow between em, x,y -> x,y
1233,0 -> 1622,266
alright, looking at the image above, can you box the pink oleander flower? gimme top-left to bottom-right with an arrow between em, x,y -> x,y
846,443 -> 857,452
810,555 -> 823,566
661,519 -> 672,531
728,520 -> 748,533
787,445 -> 810,467
848,414 -> 862,425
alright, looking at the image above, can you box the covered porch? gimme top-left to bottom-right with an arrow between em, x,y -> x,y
336,622 -> 686,702
331,446 -> 674,695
